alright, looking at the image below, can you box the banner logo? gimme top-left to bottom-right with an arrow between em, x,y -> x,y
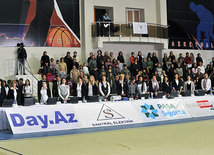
141,103 -> 159,119
196,100 -> 212,108
97,104 -> 125,121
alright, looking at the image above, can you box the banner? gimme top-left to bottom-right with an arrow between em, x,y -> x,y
5,105 -> 80,134
72,102 -> 142,128
132,99 -> 192,123
167,0 -> 214,50
133,22 -> 148,34
183,96 -> 214,117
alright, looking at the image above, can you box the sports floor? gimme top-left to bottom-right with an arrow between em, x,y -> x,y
0,118 -> 214,155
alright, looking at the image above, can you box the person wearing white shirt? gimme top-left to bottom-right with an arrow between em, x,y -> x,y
137,76 -> 147,95
197,62 -> 205,74
58,78 -> 70,103
22,79 -> 32,98
73,76 -> 87,100
8,81 -> 20,105
73,51 -> 80,63
40,82 -> 51,104
83,63 -> 90,75
99,75 -> 111,100
201,73 -> 212,93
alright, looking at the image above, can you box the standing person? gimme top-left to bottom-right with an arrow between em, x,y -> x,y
18,78 -> 24,105
146,57 -> 153,78
58,67 -> 67,79
64,52 -> 73,74
130,52 -> 135,64
73,51 -> 80,63
184,76 -> 195,93
8,81 -> 20,105
40,82 -> 51,105
151,52 -> 159,70
190,53 -> 195,64
162,53 -> 168,71
117,74 -> 128,97
128,78 -> 137,98
149,76 -> 160,97
121,64 -> 131,76
22,79 -> 32,98
178,53 -> 185,65
91,66 -> 99,82
38,74 -> 50,103
70,66 -> 79,84
87,75 -> 98,97
169,51 -> 175,62
185,52 -> 192,68
108,72 -> 117,94
162,76 -> 171,95
201,73 -> 212,94
197,62 -> 205,74
16,43 -> 27,75
136,76 -> 147,96
58,78 -> 70,103
137,51 -> 144,70
58,57 -> 68,73
52,76 -> 61,98
0,80 -> 6,107
99,75 -> 111,100
196,53 -> 203,66
87,52 -> 93,63
71,58 -> 79,70
73,76 -> 87,100
132,58 -> 140,78
110,52 -> 115,63
2,81 -> 9,98
103,51 -> 110,63
40,51 -> 50,75
117,51 -> 125,64
88,55 -> 97,72
172,74 -> 182,94
97,50 -> 104,70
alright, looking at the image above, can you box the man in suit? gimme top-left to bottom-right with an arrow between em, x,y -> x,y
52,76 -> 61,98
18,78 -> 24,105
0,80 -> 6,107
38,74 -> 50,102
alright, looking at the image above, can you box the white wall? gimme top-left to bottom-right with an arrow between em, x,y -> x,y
0,47 -> 81,80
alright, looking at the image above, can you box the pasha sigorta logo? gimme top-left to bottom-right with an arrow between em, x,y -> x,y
141,103 -> 159,119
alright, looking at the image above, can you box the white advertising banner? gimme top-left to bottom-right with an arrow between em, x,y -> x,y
72,102 -> 142,128
5,105 -> 81,134
183,96 -> 214,117
133,22 -> 148,34
132,99 -> 192,123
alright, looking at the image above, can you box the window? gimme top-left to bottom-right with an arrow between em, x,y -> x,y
126,9 -> 140,23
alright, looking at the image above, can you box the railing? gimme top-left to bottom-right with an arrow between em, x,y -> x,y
92,22 -> 168,40
16,59 -> 39,98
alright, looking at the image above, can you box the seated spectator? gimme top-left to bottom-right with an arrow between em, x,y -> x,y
182,62 -> 188,81
142,69 -> 149,82
58,67 -> 67,79
83,63 -> 90,76
196,68 -> 204,79
118,60 -> 123,71
52,76 -> 61,98
91,66 -> 99,82
137,51 -> 144,70
160,70 -> 167,83
117,51 -> 125,64
97,50 -> 104,70
192,63 -> 198,77
137,76 -> 147,96
162,53 -> 168,71
172,59 -> 178,68
58,57 -> 67,73
22,79 -> 32,98
184,76 -> 195,93
107,65 -> 114,77
194,76 -> 202,90
121,64 -> 131,76
146,57 -> 153,77
162,76 -> 171,95
142,58 -> 147,69
185,52 -> 192,68
209,57 -> 214,70
73,76 -> 86,100
152,52 -> 159,69
50,58 -> 56,74
103,51 -> 110,62
58,78 -> 70,103
156,63 -> 163,75
40,82 -> 51,105
0,80 -> 6,107
87,75 -> 98,97
190,53 -> 195,64
67,77 -> 73,96
79,65 -> 84,73
125,75 -> 130,84
149,76 -> 160,97
197,62 -> 205,74
108,72 -> 117,94
87,52 -> 93,63
169,51 -> 175,62
196,53 -> 203,66
2,80 -> 9,97
168,63 -> 175,82
187,68 -> 193,80
154,71 -> 161,86
70,66 -> 79,84
55,60 -> 59,74
201,73 -> 211,94
99,64 -> 107,75
128,78 -> 137,98
172,74 -> 182,94
136,71 -> 142,81
132,58 -> 140,77
176,63 -> 183,78
40,51 -> 51,75
88,55 -> 97,72
99,75 -> 111,100
105,58 -> 112,69
117,74 -> 128,97
147,52 -> 152,61
130,52 -> 135,64
178,53 -> 185,65
112,59 -> 117,68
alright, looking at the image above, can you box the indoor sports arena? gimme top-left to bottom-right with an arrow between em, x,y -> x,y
0,0 -> 214,154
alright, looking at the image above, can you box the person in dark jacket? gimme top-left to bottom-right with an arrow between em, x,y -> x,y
91,66 -> 99,82
117,51 -> 125,64
117,74 -> 128,97
196,53 -> 203,66
172,74 -> 182,94
96,50 -> 104,70
64,52 -> 73,74
40,51 -> 50,75
162,76 -> 171,95
149,76 -> 160,97
132,58 -> 140,77
52,76 -> 61,98
38,74 -> 50,103
16,43 -> 27,75
0,80 -> 6,107
18,78 -> 24,105
73,76 -> 87,100
151,52 -> 159,70
8,81 -> 21,105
